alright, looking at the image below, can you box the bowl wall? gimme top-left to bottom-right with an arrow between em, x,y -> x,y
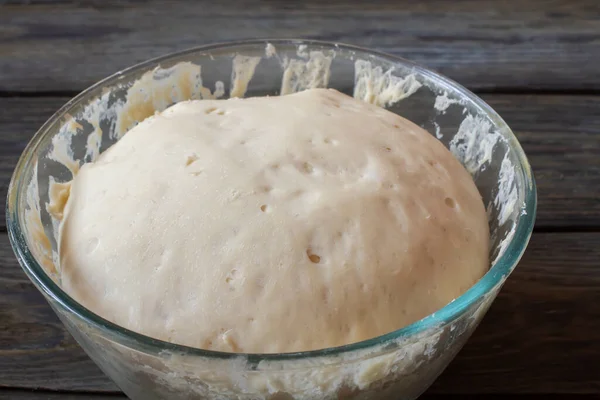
7,40 -> 536,400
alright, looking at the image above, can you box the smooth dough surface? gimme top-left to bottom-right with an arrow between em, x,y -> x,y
58,88 -> 489,353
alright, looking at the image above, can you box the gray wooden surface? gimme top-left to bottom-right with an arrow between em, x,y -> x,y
1,391 -> 596,400
1,0 -> 599,93
1,0 -> 599,399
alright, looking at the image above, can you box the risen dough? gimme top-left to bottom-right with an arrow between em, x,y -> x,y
58,88 -> 489,353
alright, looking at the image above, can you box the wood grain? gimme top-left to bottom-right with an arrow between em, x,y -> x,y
1,390 -> 598,400
1,231 -> 599,394
0,235 -> 118,393
0,97 -> 61,232
0,390 -> 123,400
0,0 -> 599,93
1,94 -> 598,232
486,95 -> 600,229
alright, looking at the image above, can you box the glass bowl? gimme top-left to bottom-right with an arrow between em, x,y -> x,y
6,39 -> 536,400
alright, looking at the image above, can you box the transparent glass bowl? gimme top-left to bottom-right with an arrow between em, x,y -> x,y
6,40 -> 536,400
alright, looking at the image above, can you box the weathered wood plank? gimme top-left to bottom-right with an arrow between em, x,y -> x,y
485,95 -> 600,229
0,0 -> 599,92
1,232 -> 599,394
1,390 -> 597,400
0,390 -> 124,400
0,97 -> 60,232
0,237 -> 119,392
431,231 -> 600,394
0,94 -> 598,231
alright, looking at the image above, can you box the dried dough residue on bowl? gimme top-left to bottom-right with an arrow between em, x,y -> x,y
20,41 -> 520,399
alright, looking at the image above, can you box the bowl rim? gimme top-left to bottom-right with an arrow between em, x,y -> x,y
6,38 -> 537,361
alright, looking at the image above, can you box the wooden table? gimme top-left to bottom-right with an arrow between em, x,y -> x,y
1,1 -> 599,399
